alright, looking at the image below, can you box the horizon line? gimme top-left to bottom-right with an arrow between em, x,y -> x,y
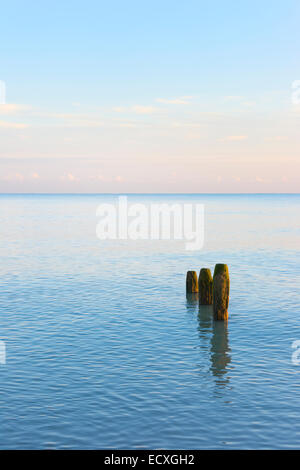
0,192 -> 299,196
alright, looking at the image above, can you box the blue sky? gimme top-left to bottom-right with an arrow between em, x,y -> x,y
0,0 -> 299,192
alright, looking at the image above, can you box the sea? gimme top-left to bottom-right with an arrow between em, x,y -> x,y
0,193 -> 299,449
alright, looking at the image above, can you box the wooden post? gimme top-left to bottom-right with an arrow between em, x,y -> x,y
199,268 -> 213,305
213,264 -> 230,321
186,271 -> 198,293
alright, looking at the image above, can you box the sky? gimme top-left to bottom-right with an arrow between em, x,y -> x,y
0,0 -> 299,193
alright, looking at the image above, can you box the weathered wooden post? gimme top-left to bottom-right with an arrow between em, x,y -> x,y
186,271 -> 199,293
213,264 -> 230,320
199,268 -> 213,305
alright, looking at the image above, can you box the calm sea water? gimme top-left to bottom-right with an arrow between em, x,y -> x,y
0,194 -> 300,449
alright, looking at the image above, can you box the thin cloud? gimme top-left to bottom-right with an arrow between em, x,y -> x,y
90,174 -> 105,181
0,120 -> 29,129
33,112 -> 105,128
115,175 -> 124,182
60,173 -> 79,182
1,173 -> 25,182
113,107 -> 126,113
171,122 -> 202,128
223,96 -> 255,107
255,176 -> 271,183
62,119 -> 104,128
131,105 -> 158,115
52,113 -> 104,128
0,103 -> 30,114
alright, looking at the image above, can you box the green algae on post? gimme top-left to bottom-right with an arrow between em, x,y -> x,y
213,264 -> 230,321
186,271 -> 199,293
199,268 -> 213,305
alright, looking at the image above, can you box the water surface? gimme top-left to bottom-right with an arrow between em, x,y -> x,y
0,194 -> 300,449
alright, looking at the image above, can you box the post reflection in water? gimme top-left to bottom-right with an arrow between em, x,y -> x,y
198,305 -> 213,340
210,320 -> 232,389
196,304 -> 232,392
185,292 -> 199,311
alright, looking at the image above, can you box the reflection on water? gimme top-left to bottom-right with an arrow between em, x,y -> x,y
210,321 -> 232,389
198,305 -> 213,340
196,304 -> 232,392
186,292 -> 199,310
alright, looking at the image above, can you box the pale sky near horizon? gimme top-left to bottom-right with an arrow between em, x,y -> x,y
0,0 -> 299,193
